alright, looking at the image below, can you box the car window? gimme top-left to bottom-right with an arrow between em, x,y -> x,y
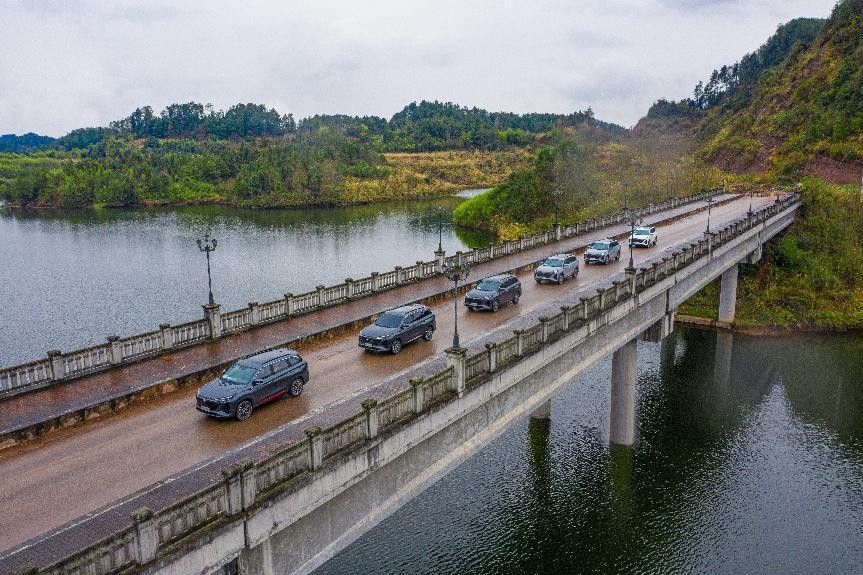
476,279 -> 501,291
611,241 -> 619,248
288,356 -> 301,366
565,257 -> 576,264
420,309 -> 431,319
374,313 -> 402,328
258,365 -> 274,378
270,360 -> 288,374
221,364 -> 256,385
591,242 -> 609,250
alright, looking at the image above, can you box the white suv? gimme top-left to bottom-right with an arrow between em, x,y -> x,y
629,226 -> 658,247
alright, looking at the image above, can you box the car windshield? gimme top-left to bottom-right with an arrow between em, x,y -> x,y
476,280 -> 501,291
543,258 -> 564,267
374,313 -> 403,328
221,364 -> 256,385
591,242 -> 609,250
635,227 -> 651,235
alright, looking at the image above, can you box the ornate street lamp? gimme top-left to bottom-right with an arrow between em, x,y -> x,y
624,196 -> 643,271
552,189 -> 565,228
437,208 -> 445,252
442,261 -> 470,348
705,196 -> 715,233
196,233 -> 218,305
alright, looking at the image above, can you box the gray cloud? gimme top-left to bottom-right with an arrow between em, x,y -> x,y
0,0 -> 836,136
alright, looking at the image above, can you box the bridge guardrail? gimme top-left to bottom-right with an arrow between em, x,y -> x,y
4,194 -> 799,575
0,187 -> 728,399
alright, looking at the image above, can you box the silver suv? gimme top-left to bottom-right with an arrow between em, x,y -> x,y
584,239 -> 621,265
534,253 -> 579,284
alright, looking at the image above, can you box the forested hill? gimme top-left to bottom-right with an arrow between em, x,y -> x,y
0,133 -> 56,153
646,0 -> 862,183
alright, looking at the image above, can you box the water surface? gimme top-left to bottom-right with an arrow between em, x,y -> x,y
0,196 -> 493,366
318,329 -> 863,574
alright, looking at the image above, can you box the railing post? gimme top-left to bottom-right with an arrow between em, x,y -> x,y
107,335 -> 123,365
203,303 -> 222,339
455,251 -> 463,266
159,323 -> 173,350
703,231 -> 713,254
315,285 -> 326,308
435,249 -> 446,274
539,316 -> 551,343
362,399 -> 379,439
514,329 -> 525,356
518,236 -> 524,251
222,458 -> 256,514
485,342 -> 497,373
415,261 -> 424,279
305,427 -> 323,471
130,507 -> 158,564
344,278 -> 355,300
248,301 -> 260,325
47,350 -> 65,381
395,266 -> 405,284
410,377 -> 424,413
445,347 -> 467,397
284,293 -> 295,316
370,272 -> 380,292
560,305 -> 571,331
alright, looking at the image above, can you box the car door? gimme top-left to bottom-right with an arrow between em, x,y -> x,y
402,311 -> 421,341
251,364 -> 277,404
269,359 -> 290,393
565,256 -> 577,276
611,240 -> 620,258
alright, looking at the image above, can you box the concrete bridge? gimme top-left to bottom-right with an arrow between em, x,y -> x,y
0,192 -> 799,575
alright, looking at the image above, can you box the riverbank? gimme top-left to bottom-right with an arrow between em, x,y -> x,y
678,177 -> 863,331
0,146 -> 532,210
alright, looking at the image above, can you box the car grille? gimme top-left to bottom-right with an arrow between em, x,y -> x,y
466,298 -> 485,305
197,398 -> 223,410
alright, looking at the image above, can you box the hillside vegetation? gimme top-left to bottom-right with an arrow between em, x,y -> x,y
694,1 -> 862,182
680,178 -> 863,328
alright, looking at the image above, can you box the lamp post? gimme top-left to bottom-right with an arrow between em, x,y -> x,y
437,208 -> 445,252
442,261 -> 470,348
196,233 -> 218,305
624,196 -> 643,271
705,196 -> 715,233
552,189 -> 564,228
747,189 -> 754,216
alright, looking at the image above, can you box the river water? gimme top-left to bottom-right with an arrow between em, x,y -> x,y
317,328 -> 863,574
0,193 -> 493,367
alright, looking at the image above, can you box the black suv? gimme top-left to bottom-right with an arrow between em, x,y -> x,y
196,348 -> 309,421
464,273 -> 522,312
359,304 -> 436,354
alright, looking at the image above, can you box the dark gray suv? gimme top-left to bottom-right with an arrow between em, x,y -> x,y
584,238 -> 622,265
464,273 -> 522,312
196,348 -> 309,421
359,304 -> 436,354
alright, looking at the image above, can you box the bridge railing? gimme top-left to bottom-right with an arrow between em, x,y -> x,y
0,187 -> 729,399
13,194 -> 800,575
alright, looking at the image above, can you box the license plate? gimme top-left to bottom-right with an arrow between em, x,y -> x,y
199,404 -> 210,411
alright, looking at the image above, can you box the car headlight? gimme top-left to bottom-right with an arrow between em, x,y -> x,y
211,393 -> 236,402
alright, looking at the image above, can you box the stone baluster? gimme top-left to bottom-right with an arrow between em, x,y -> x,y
159,323 -> 173,349
107,335 -> 123,365
248,301 -> 260,325
315,285 -> 326,308
362,399 -> 379,439
410,377 -> 424,414
284,293 -> 295,316
344,278 -> 355,300
48,350 -> 65,381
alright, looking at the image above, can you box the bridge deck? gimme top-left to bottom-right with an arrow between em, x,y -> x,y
0,195 -> 774,568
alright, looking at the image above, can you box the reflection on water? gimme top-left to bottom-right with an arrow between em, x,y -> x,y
0,196 -> 495,366
318,328 -> 863,574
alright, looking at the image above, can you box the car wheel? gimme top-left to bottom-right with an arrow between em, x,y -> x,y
603,255 -> 609,264
492,300 -> 500,312
557,274 -> 564,285
390,339 -> 402,354
423,327 -> 434,341
535,278 -> 542,284
288,378 -> 304,397
513,293 -> 520,304
235,400 -> 253,421
615,253 -> 620,261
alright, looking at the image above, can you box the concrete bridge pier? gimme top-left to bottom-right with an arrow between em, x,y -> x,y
530,399 -> 552,420
609,338 -> 638,446
718,264 -> 738,323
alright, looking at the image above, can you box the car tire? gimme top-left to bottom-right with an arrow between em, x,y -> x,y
492,300 -> 500,312
603,255 -> 609,264
615,253 -> 620,261
390,339 -> 402,354
235,400 -> 253,421
288,378 -> 304,397
557,274 -> 564,285
513,293 -> 520,304
535,278 -> 542,284
423,327 -> 434,341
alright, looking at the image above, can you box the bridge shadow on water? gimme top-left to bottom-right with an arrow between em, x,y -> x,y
316,327 -> 863,575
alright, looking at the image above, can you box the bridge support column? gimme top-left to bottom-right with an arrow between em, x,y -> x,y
531,399 -> 551,420
718,264 -> 738,323
610,338 -> 637,446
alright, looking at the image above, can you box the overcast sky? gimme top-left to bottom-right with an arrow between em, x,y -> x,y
0,0 -> 837,137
